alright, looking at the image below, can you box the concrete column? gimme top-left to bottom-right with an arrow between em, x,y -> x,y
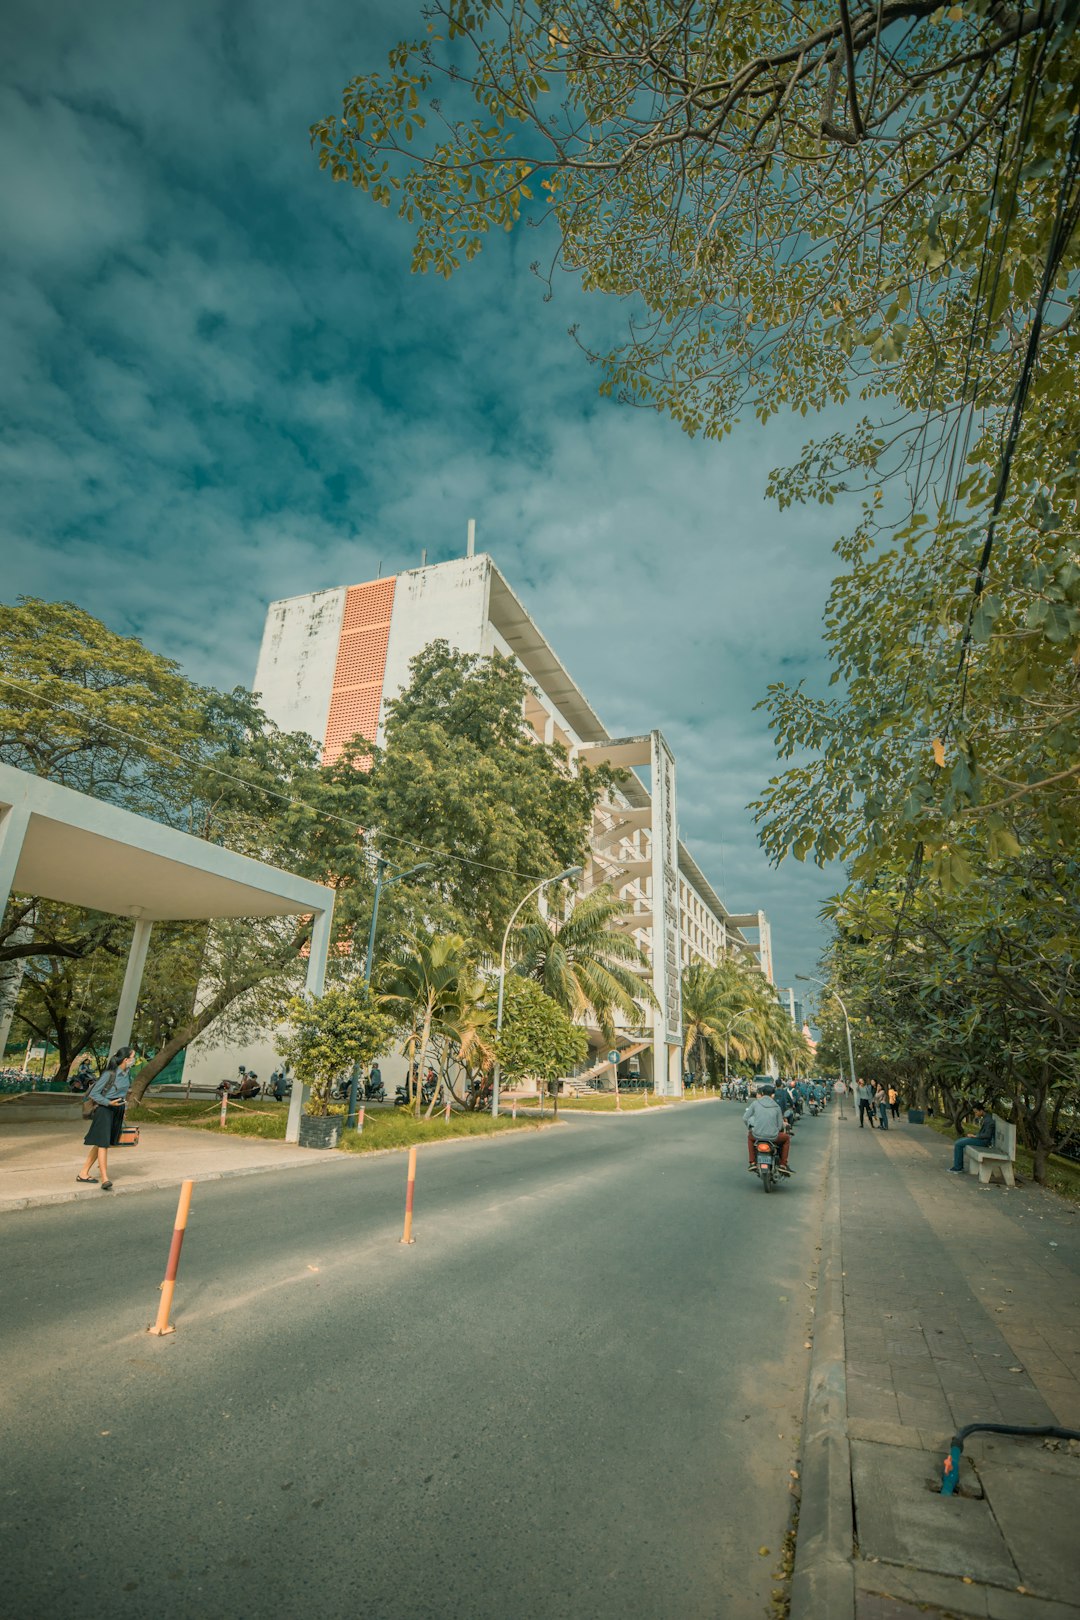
286,902 -> 336,1145
109,918 -> 153,1054
0,802 -> 31,924
305,904 -> 334,997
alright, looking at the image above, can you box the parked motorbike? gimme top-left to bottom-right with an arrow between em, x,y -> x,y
396,1077 -> 436,1107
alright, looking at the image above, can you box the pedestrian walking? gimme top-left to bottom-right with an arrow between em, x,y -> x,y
856,1079 -> 875,1128
874,1082 -> 890,1130
77,1047 -> 136,1191
888,1085 -> 900,1120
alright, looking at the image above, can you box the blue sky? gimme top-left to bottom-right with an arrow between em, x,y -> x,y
1,0 -> 854,1003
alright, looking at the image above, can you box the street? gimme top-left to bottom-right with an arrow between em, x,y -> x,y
2,1103 -> 830,1619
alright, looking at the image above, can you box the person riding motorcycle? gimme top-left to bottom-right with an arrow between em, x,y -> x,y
774,1079 -> 797,1126
743,1081 -> 793,1176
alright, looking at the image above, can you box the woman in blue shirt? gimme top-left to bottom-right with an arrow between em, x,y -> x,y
77,1047 -> 136,1191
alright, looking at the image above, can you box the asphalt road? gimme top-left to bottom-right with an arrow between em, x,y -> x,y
2,1101 -> 831,1619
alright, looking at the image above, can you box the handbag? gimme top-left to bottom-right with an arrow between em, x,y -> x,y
118,1122 -> 140,1147
81,1096 -> 96,1119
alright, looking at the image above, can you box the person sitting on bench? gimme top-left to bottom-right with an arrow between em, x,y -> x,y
948,1104 -> 995,1173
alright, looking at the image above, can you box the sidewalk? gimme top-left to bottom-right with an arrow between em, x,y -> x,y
0,1107 -> 346,1213
796,1107 -> 1080,1620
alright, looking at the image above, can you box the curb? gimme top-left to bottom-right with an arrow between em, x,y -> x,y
0,1115 -> 567,1214
790,1110 -> 855,1620
0,1151 -> 349,1215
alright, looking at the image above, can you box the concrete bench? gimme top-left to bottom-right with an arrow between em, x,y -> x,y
965,1114 -> 1017,1187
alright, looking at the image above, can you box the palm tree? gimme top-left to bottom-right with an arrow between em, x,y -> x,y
378,932 -> 481,1118
681,962 -> 741,1082
681,956 -> 812,1084
512,884 -> 656,1043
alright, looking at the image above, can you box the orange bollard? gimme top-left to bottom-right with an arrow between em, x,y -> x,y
148,1179 -> 194,1336
219,1091 -> 228,1128
357,1106 -> 365,1134
400,1145 -> 417,1244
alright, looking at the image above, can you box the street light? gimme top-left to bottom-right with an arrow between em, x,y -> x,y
492,865 -> 584,1118
796,973 -> 856,1103
345,855 -> 433,1129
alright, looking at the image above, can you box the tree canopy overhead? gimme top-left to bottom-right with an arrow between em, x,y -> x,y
313,1 -> 1077,438
316,8 -> 1080,878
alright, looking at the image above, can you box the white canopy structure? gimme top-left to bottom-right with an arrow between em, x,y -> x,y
0,764 -> 335,1142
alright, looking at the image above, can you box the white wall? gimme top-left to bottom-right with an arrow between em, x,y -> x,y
253,587 -> 347,744
379,558 -> 491,739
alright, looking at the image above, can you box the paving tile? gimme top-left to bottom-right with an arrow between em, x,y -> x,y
851,1441 -> 1019,1586
977,1462 -> 1080,1599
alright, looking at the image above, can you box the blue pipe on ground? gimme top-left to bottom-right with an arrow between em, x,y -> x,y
940,1422 -> 1080,1496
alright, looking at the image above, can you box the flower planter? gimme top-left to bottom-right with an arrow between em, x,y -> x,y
298,1114 -> 344,1150
907,1107 -> 925,1124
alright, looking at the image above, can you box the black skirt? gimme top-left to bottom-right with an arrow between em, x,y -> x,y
83,1104 -> 124,1148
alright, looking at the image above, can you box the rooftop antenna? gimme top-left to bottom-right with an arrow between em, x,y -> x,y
466,518 -> 476,558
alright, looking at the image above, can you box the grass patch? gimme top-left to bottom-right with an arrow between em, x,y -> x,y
126,1098 -> 288,1140
553,1093 -> 688,1111
924,1115 -> 1080,1206
125,1097 -> 555,1151
338,1110 -> 556,1152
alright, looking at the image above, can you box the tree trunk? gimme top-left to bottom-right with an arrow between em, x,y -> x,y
413,1001 -> 434,1120
128,981 -> 257,1102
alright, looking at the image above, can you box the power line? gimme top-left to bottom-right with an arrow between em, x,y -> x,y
0,671 -> 574,885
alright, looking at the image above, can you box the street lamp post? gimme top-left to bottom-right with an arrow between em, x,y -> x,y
796,973 -> 856,1108
346,856 -> 432,1130
492,865 -> 584,1118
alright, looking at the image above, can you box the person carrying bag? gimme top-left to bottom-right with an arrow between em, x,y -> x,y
76,1047 -> 136,1191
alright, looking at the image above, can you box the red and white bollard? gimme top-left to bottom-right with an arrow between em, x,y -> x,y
400,1146 -> 417,1244
148,1179 -> 194,1336
357,1106 -> 365,1134
219,1091 -> 228,1128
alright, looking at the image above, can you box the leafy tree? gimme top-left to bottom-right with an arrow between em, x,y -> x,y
813,840 -> 1080,1181
314,2 -> 1071,437
512,883 -> 654,1041
378,931 -> 484,1117
0,599 -> 349,1099
494,974 -> 589,1090
681,955 -> 810,1082
360,642 -> 608,952
319,8 -> 1080,870
10,906 -> 205,1082
277,982 -> 395,1118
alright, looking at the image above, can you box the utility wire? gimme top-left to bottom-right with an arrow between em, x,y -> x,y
0,671 -> 583,885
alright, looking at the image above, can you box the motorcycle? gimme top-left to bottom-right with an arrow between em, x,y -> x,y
395,1077 -> 436,1108
753,1137 -> 783,1193
364,1076 -> 386,1103
807,1096 -> 821,1117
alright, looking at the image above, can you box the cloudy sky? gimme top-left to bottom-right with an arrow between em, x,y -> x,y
2,0 -> 855,1002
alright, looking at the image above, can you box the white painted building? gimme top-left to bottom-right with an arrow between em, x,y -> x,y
250,553 -> 774,1094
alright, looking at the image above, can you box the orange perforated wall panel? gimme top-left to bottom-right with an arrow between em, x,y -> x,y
322,577 -> 397,765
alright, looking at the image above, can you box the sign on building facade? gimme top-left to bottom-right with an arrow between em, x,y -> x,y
650,731 -> 683,1055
